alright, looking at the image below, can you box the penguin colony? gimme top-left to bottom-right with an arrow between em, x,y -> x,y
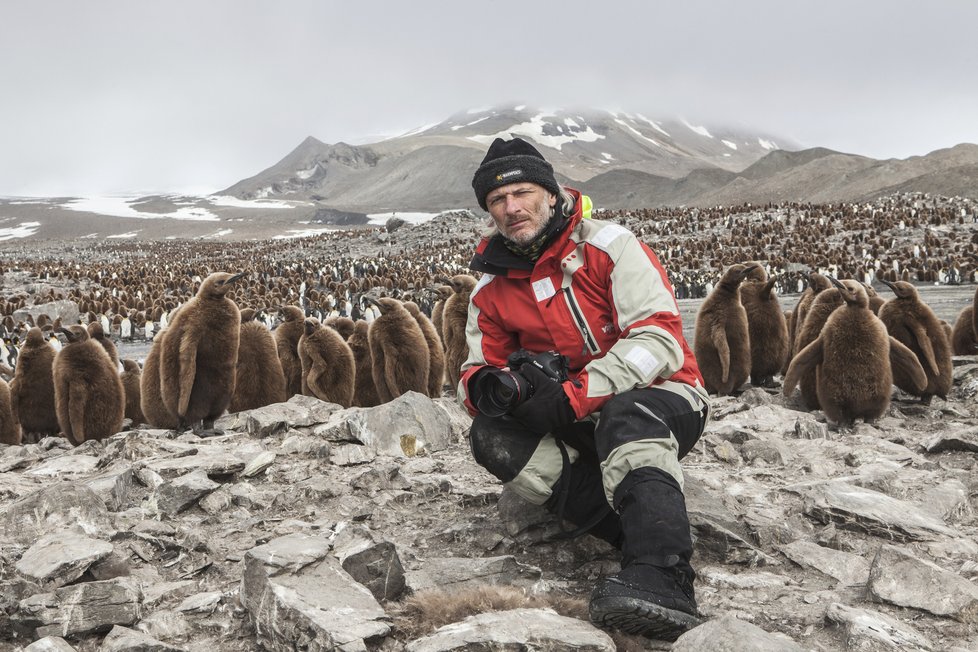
0,190 -> 977,442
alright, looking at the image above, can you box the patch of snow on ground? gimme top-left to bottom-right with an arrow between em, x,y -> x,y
397,122 -> 440,138
759,138 -> 778,150
80,233 -> 100,239
199,229 -> 233,239
602,152 -> 615,160
468,113 -> 604,150
681,119 -> 713,138
207,195 -> 297,209
636,114 -> 670,137
106,232 -> 140,239
0,222 -> 40,241
564,117 -> 580,128
467,107 -> 492,114
63,197 -> 220,221
295,165 -> 318,180
273,228 -> 335,240
722,140 -> 738,150
615,119 -> 659,147
514,105 -> 526,111
367,211 -> 440,226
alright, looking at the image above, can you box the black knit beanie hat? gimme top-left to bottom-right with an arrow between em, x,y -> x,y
471,137 -> 561,211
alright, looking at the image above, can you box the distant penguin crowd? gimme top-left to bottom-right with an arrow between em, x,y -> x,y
0,190 -> 976,442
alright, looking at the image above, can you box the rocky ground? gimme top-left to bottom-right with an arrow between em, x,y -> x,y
1,359 -> 977,651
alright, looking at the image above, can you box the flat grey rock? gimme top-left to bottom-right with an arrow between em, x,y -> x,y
922,427 -> 978,453
403,608 -> 614,651
825,602 -> 934,650
15,578 -> 142,638
405,555 -> 542,592
151,469 -> 220,516
332,524 -> 405,601
795,481 -> 960,541
15,531 -> 113,589
218,394 -> 343,437
99,624 -> 187,652
239,533 -> 389,651
868,544 -> 978,619
673,614 -> 804,651
779,540 -> 871,587
23,636 -> 77,651
82,465 -> 136,512
0,484 -> 113,545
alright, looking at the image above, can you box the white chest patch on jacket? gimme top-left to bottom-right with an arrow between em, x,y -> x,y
532,277 -> 556,302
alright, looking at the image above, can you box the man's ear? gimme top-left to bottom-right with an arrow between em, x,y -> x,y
549,193 -> 557,207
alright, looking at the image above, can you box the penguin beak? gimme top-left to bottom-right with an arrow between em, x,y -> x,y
227,272 -> 248,284
362,294 -> 381,308
58,327 -> 74,342
739,264 -> 760,279
880,279 -> 897,293
827,276 -> 844,290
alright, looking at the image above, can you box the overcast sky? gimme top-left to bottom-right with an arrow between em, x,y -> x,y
1,0 -> 976,196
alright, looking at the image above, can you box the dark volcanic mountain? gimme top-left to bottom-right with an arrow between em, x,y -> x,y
223,106 -> 978,211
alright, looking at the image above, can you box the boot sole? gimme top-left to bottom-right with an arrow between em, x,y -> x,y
589,595 -> 702,641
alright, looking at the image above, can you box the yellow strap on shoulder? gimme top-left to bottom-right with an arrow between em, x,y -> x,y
581,194 -> 593,219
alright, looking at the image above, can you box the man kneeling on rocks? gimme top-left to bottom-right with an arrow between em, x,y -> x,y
458,137 -> 711,640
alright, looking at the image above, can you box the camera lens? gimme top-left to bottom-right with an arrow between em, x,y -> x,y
474,368 -> 532,417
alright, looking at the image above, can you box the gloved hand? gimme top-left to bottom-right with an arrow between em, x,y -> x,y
510,361 -> 576,434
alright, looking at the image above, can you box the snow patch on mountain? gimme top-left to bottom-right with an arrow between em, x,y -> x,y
367,211 -> 440,226
207,195 -> 297,209
0,221 -> 40,241
636,114 -> 670,137
468,113 -> 605,151
722,140 -> 738,150
759,138 -> 778,150
615,119 -> 660,147
63,197 -> 220,221
682,119 -> 714,138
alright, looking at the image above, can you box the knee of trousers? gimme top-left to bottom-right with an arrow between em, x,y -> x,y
469,414 -> 579,506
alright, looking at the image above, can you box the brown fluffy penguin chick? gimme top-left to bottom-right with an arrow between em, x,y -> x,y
54,326 -> 124,444
366,296 -> 430,403
325,316 -> 356,341
230,308 -> 287,412
430,285 -> 453,342
784,279 -> 926,427
348,320 -> 380,408
791,284 -> 847,410
9,327 -> 60,439
694,264 -> 757,395
782,272 -> 832,375
120,359 -> 145,425
739,265 -> 788,386
0,378 -> 19,445
87,321 -> 120,370
160,272 -> 245,432
140,330 -> 179,429
275,305 -> 306,398
951,306 -> 978,355
877,280 -> 952,402
439,275 -> 477,390
864,284 -> 885,315
298,318 -> 355,407
403,301 -> 446,398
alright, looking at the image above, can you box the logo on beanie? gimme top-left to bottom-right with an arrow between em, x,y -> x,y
495,169 -> 523,182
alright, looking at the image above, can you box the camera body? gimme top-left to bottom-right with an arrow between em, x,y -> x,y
472,349 -> 570,417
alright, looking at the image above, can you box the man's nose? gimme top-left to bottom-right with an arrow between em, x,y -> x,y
504,195 -> 522,214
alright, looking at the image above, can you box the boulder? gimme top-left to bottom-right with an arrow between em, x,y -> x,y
15,578 -> 142,638
0,484 -> 112,545
100,625 -> 187,652
673,614 -> 804,651
825,602 -> 934,651
15,531 -> 113,590
332,524 -> 406,602
867,544 -> 978,620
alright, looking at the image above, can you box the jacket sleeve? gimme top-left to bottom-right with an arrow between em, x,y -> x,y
564,231 -> 687,418
457,277 -> 519,415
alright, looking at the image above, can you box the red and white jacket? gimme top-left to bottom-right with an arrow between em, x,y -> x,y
458,188 -> 705,418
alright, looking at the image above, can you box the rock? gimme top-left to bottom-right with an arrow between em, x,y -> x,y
922,427 -> 978,453
867,544 -> 978,620
779,540 -> 870,587
330,444 -> 377,466
791,416 -> 829,439
699,566 -> 795,590
403,608 -> 615,652
432,397 -> 472,441
313,392 -> 452,457
23,637 -> 77,652
825,602 -> 934,651
711,439 -> 742,464
135,610 -> 190,641
794,481 -> 960,541
15,578 -> 142,638
672,614 -> 804,651
14,300 -> 80,327
917,479 -> 970,521
15,531 -> 114,589
332,524 -> 406,601
240,451 -> 276,477
741,438 -> 791,465
0,484 -> 112,545
405,556 -> 542,592
142,580 -> 196,608
100,624 -> 187,652
174,591 -> 222,614
197,486 -> 233,515
83,466 -> 136,512
151,470 -> 219,516
217,395 -> 343,437
240,533 -> 389,651
496,487 -> 552,537
25,455 -> 100,477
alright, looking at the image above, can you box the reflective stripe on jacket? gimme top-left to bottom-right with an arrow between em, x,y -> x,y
458,187 -> 704,418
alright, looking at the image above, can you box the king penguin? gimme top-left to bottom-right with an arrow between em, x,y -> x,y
364,296 -> 429,403
230,308 -> 287,412
694,264 -> 758,395
739,264 -> 788,386
274,305 -> 306,399
53,325 -> 125,444
298,318 -> 355,407
9,327 -> 60,440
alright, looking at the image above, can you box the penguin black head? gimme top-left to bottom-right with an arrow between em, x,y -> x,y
880,279 -> 916,300
60,325 -> 90,343
279,305 -> 304,322
303,318 -> 320,336
199,272 -> 248,299
828,277 -> 868,308
25,327 -> 45,346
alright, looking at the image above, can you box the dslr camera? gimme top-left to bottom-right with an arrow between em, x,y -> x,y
472,349 -> 570,417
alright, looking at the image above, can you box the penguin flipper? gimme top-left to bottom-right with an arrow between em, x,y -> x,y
889,336 -> 928,392
908,323 -> 939,376
68,382 -> 88,444
177,335 -> 199,417
783,337 -> 823,397
710,324 -> 731,384
307,353 -> 330,401
761,279 -> 777,300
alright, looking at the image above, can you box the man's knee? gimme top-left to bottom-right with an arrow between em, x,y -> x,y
469,414 -> 540,483
595,385 -> 707,461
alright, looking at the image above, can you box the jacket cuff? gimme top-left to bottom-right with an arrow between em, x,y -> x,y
564,369 -> 610,419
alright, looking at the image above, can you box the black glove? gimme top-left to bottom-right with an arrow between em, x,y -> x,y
510,361 -> 576,434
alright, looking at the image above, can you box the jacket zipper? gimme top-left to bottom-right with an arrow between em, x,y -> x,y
562,287 -> 601,356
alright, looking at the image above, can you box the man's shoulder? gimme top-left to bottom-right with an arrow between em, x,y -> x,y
574,217 -> 637,252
